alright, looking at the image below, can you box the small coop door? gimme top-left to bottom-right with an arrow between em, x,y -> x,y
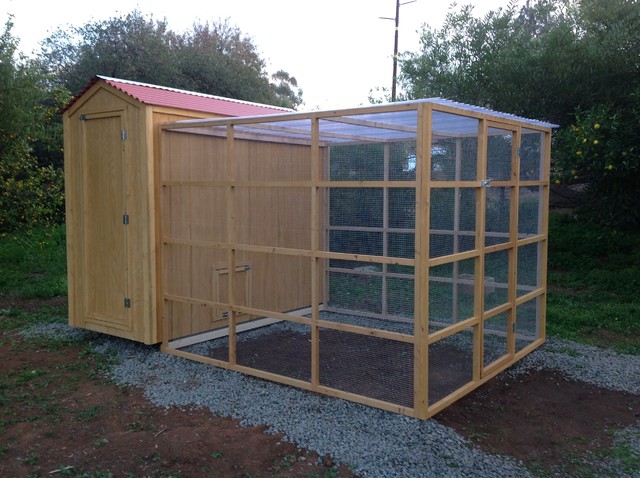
212,265 -> 252,328
81,112 -> 132,331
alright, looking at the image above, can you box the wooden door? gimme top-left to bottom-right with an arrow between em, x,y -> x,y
81,112 -> 132,331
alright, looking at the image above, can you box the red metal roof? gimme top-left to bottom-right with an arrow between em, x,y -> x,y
63,75 -> 292,117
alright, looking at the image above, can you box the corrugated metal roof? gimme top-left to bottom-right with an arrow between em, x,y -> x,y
62,75 -> 292,116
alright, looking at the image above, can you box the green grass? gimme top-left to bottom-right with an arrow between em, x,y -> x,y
0,225 -> 67,299
0,306 -> 68,333
547,213 -> 640,354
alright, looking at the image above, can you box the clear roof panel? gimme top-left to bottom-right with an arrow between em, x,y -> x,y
163,98 -> 556,145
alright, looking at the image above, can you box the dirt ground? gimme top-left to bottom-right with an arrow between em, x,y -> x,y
1,299 -> 638,477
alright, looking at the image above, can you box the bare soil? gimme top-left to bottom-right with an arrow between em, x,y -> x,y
437,369 -> 640,475
0,334 -> 355,478
1,298 -> 638,477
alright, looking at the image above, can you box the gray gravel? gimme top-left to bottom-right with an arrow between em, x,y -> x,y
20,322 -> 640,477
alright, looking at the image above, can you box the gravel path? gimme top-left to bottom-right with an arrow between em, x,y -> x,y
21,323 -> 640,477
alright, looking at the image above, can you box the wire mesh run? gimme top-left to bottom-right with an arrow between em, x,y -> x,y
160,99 -> 553,419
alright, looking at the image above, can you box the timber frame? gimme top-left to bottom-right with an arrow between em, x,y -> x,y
158,98 -> 556,419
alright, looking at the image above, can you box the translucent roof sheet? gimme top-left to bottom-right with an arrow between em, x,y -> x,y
164,98 -> 557,145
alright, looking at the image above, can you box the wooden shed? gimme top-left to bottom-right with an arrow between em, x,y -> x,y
158,99 -> 556,419
62,76 -> 290,344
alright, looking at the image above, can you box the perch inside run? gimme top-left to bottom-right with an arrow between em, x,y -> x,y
158,98 -> 555,419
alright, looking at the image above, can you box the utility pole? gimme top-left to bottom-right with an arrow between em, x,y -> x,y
381,0 -> 417,102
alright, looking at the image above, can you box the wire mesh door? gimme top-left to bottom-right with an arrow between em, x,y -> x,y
482,124 -> 518,371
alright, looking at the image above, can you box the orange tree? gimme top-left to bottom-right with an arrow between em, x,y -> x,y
554,96 -> 640,230
0,17 -> 67,231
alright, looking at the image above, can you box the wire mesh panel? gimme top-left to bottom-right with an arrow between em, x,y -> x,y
429,259 -> 476,331
387,273 -> 415,319
324,126 -> 417,324
485,187 -> 511,247
431,112 -> 479,182
328,144 -> 385,181
319,327 -> 414,408
487,128 -> 514,181
186,321 -> 312,383
516,297 -> 541,351
388,141 -> 418,181
517,243 -> 542,297
483,312 -> 509,367
520,129 -> 545,181
430,188 -> 476,258
518,186 -> 543,237
235,322 -> 312,381
484,250 -> 510,311
428,327 -> 474,405
389,188 -> 416,229
328,269 -> 383,314
229,251 -> 312,315
330,187 -> 384,228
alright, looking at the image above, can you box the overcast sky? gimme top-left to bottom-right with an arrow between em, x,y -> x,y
3,0 -> 514,110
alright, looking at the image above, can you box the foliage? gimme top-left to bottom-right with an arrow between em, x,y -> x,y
553,96 -> 640,229
399,0 -> 640,229
0,225 -> 67,299
39,11 -> 302,108
270,70 -> 303,109
547,213 -> 640,354
1,10 -> 305,232
400,0 -> 640,125
0,18 -> 67,231
41,11 -> 177,96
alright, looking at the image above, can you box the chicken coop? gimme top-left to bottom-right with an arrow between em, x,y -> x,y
62,76 -> 289,344
159,99 -> 555,419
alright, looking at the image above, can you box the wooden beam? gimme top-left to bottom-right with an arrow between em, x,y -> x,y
413,103 -> 431,419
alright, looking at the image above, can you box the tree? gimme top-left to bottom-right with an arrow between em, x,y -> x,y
39,12 -> 303,108
399,0 -> 640,228
554,94 -> 640,229
0,17 -> 66,230
399,0 -> 639,126
172,19 -> 274,105
40,10 -> 179,95
270,70 -> 303,109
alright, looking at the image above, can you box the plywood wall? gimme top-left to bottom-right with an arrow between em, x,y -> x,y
161,131 -> 313,340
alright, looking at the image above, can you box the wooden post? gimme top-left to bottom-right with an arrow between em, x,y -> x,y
226,124 -> 237,365
473,119 -> 488,380
382,144 -> 390,316
508,128 -> 521,354
539,131 -> 552,341
452,138 -> 462,324
414,103 -> 431,418
310,117 -> 321,388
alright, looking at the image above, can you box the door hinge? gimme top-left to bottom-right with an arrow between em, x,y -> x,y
123,213 -> 129,225
79,114 -> 87,121
124,298 -> 131,308
121,129 -> 127,141
516,147 -> 521,157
